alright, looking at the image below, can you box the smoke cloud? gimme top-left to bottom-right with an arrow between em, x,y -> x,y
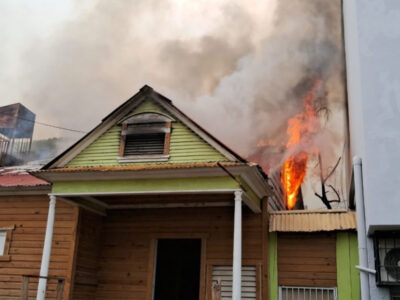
1,0 -> 347,208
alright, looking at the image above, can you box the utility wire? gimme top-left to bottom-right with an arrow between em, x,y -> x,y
16,117 -> 87,134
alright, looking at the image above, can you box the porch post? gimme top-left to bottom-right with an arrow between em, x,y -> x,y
36,195 -> 57,300
232,190 -> 242,300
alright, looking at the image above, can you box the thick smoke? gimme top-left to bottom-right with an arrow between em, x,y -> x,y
3,0 -> 347,207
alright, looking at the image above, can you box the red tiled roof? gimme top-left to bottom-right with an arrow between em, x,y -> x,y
0,166 -> 50,187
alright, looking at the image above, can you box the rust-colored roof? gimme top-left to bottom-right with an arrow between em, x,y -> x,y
0,166 -> 49,187
269,209 -> 357,232
33,161 -> 246,173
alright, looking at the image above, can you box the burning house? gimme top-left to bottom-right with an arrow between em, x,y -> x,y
0,86 -> 361,300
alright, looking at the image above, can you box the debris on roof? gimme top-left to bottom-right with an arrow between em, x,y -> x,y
33,161 -> 247,173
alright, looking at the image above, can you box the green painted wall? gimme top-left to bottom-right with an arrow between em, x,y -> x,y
268,232 -> 278,300
67,99 -> 228,167
336,232 -> 360,300
52,176 -> 240,194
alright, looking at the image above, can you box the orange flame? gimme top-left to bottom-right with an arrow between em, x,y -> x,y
281,80 -> 321,209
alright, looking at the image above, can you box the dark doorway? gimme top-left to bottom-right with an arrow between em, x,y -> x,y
153,239 -> 201,300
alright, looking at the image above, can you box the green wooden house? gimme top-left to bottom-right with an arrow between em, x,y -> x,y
33,85 -> 273,300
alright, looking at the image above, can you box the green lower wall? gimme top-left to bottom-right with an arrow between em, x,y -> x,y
268,232 -> 278,300
336,231 -> 361,300
268,231 -> 360,300
52,176 -> 261,208
52,176 -> 239,194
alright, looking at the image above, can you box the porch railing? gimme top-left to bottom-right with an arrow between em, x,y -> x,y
21,275 -> 65,300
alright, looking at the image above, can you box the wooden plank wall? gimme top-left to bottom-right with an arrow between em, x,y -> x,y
0,195 -> 78,300
277,232 -> 337,287
72,210 -> 103,300
82,206 -> 263,300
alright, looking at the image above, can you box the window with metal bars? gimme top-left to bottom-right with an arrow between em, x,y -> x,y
118,113 -> 171,162
279,286 -> 337,300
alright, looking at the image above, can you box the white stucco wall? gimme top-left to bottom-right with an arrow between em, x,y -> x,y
344,1 -> 400,298
346,0 -> 400,233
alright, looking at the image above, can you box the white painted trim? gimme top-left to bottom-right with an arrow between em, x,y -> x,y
232,190 -> 242,300
36,195 -> 56,300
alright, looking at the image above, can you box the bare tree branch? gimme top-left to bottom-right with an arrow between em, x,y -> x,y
323,157 -> 342,183
328,184 -> 341,202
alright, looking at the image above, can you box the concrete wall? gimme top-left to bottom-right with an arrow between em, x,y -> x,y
344,1 -> 400,299
345,0 -> 400,233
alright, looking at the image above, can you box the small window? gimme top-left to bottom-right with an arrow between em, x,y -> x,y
0,231 -> 6,256
118,113 -> 172,163
0,226 -> 14,261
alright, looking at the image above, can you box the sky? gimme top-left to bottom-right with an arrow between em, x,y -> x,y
0,0 -> 348,209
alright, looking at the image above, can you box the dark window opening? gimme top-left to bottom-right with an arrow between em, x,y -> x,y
153,239 -> 201,300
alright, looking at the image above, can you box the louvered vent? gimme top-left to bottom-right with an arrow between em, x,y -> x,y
124,133 -> 165,156
211,265 -> 257,300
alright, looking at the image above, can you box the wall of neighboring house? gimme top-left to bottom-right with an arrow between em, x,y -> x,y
268,231 -> 360,300
71,205 -> 267,300
0,195 -> 78,300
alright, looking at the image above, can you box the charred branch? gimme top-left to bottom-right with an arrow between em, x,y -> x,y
315,153 -> 342,209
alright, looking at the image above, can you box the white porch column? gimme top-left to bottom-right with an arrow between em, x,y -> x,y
36,195 -> 57,300
232,190 -> 242,300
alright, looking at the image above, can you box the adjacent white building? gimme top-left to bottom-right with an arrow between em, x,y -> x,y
344,1 -> 400,299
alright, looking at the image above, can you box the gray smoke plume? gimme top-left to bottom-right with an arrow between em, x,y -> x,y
2,0 -> 347,207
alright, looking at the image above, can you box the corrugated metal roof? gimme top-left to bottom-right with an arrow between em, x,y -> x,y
0,165 -> 49,187
269,209 -> 357,232
33,161 -> 246,173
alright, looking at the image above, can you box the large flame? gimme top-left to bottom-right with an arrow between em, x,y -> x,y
281,80 -> 321,209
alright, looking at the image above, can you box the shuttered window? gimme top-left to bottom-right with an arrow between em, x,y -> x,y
119,115 -> 172,162
124,133 -> 165,155
211,265 -> 257,300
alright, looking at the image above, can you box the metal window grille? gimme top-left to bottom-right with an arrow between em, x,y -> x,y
212,265 -> 257,300
279,286 -> 337,300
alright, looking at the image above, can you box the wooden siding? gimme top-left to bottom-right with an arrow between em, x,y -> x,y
277,232 -> 337,287
71,206 -> 264,300
66,100 -> 227,167
72,210 -> 103,300
0,196 -> 78,300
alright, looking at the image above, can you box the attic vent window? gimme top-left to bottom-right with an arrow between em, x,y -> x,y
118,113 -> 171,163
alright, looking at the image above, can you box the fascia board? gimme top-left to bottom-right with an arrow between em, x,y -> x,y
31,167 -> 236,182
52,95 -> 147,168
153,95 -> 238,161
0,186 -> 51,196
